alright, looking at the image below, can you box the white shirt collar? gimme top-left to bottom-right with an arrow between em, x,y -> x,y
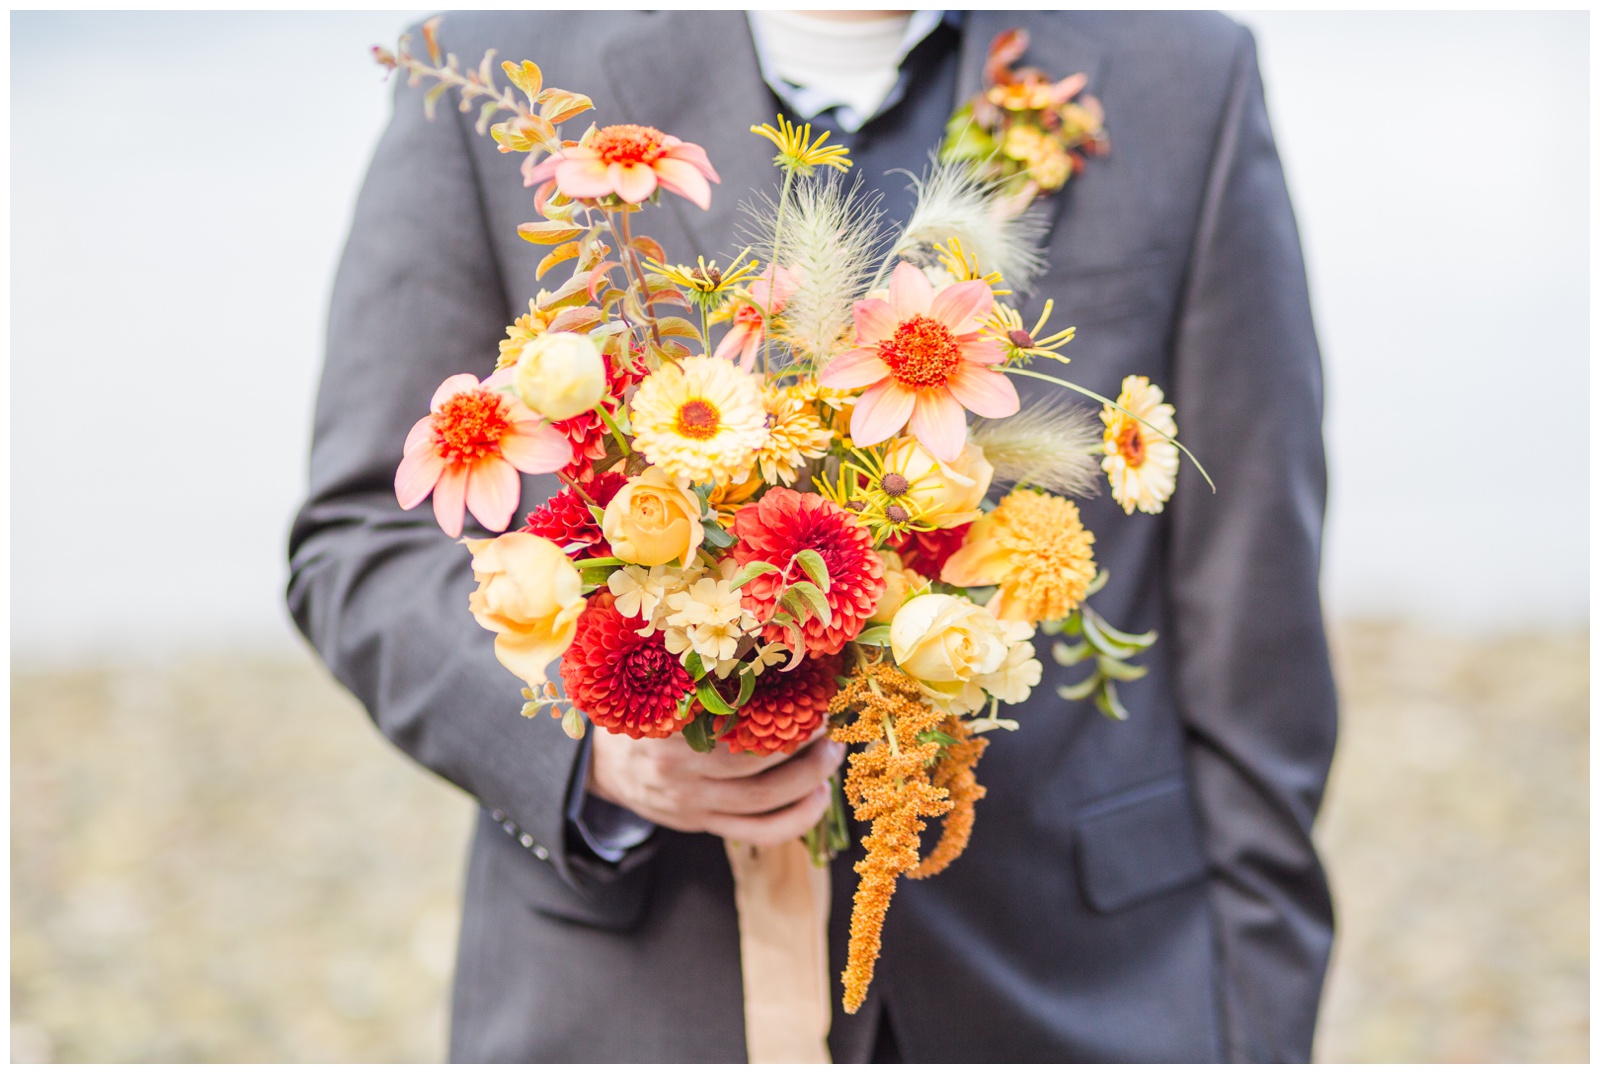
746,10 -> 947,133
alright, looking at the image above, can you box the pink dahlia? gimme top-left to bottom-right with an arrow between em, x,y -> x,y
529,124 -> 721,210
395,372 -> 571,537
817,261 -> 1018,461
713,265 -> 799,372
722,652 -> 842,756
519,470 -> 627,558
732,488 -> 886,656
559,593 -> 695,740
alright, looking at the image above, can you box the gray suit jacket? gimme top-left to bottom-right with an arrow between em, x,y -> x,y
288,10 -> 1337,1063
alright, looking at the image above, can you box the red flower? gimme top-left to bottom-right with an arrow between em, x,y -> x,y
520,470 -> 627,557
553,348 -> 642,483
889,523 -> 971,577
722,653 -> 842,756
560,593 -> 694,739
732,488 -> 886,656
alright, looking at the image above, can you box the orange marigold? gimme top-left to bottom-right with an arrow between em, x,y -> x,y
940,488 -> 1097,624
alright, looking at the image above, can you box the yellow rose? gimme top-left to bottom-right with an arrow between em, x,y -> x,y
868,550 -> 928,625
881,436 -> 993,528
889,593 -> 1009,702
464,532 -> 585,690
513,331 -> 606,420
602,465 -> 706,567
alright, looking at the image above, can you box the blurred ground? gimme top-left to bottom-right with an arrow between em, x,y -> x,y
10,621 -> 1589,1062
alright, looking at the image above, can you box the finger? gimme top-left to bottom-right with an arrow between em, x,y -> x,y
705,782 -> 833,846
699,721 -> 838,781
695,737 -> 846,816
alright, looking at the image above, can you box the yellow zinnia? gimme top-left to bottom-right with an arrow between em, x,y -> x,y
940,489 -> 1097,625
629,355 -> 769,486
1101,375 -> 1179,515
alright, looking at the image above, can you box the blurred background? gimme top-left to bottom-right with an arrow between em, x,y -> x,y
10,9 -> 1588,1062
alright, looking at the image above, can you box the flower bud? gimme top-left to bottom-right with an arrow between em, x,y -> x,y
514,331 -> 606,420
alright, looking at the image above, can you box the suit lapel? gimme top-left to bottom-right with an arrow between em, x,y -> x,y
956,12 -> 1111,260
600,11 -> 777,258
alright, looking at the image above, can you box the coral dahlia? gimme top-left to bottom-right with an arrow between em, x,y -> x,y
732,488 -> 886,656
723,652 -> 842,756
519,470 -> 627,557
529,123 -> 721,210
559,593 -> 695,740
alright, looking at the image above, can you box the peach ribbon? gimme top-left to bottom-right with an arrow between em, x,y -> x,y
724,839 -> 833,1064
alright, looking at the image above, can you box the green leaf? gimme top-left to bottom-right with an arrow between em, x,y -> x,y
1051,639 -> 1091,666
854,625 -> 892,647
683,650 -> 707,681
734,669 -> 757,709
1083,605 -> 1158,650
1085,569 -> 1111,598
517,220 -> 586,245
570,556 -> 622,571
794,550 -> 830,592
1094,679 -> 1130,721
779,588 -> 811,623
683,711 -> 715,753
702,519 -> 736,549
695,678 -> 736,716
730,561 -> 781,591
1056,672 -> 1102,702
1096,654 -> 1149,682
786,581 -> 832,626
1079,608 -> 1140,660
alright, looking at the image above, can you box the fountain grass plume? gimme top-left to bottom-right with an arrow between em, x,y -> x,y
887,158 -> 1048,295
969,396 -> 1102,498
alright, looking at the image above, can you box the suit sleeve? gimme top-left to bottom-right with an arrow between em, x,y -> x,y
285,58 -> 629,893
1165,26 -> 1339,1062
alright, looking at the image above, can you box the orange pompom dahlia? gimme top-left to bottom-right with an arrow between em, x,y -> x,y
723,653 -> 842,756
559,593 -> 694,739
732,488 -> 886,656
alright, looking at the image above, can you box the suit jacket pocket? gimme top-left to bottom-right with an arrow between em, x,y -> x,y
1072,775 -> 1208,913
483,816 -> 655,931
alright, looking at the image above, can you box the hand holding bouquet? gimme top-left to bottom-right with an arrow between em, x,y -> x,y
379,19 -> 1206,1021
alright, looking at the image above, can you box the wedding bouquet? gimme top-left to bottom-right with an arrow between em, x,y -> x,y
379,20 -> 1204,1020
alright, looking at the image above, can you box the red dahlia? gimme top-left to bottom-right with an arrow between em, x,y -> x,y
889,523 -> 971,577
723,652 -> 842,755
732,488 -> 886,656
520,470 -> 627,557
560,592 -> 694,739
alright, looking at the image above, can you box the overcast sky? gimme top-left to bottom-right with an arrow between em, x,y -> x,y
9,10 -> 1589,664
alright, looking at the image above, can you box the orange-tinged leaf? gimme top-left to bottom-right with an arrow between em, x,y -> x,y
650,288 -> 688,307
629,235 -> 667,264
548,307 -> 604,334
421,16 -> 443,65
656,317 -> 703,343
536,241 -> 581,280
501,59 -> 543,102
537,88 -> 593,125
512,113 -> 556,146
518,220 -> 585,245
588,260 -> 621,301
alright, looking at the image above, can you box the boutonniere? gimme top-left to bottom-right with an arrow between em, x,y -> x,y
941,28 -> 1108,210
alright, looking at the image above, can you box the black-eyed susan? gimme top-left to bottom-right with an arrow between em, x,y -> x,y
751,114 -> 853,176
982,299 -> 1077,365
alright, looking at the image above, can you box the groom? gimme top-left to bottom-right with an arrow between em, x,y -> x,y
289,9 -> 1338,1063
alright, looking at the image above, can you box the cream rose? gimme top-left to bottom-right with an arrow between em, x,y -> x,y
465,532 -> 585,690
513,331 -> 606,420
601,465 -> 706,567
868,550 -> 927,626
889,593 -> 1009,702
974,619 -> 1043,705
881,436 -> 993,528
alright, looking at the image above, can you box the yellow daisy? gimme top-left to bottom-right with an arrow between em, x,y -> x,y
756,385 -> 832,486
629,355 -> 768,486
1101,375 -> 1178,515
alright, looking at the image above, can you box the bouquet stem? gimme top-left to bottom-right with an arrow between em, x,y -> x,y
803,769 -> 851,868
